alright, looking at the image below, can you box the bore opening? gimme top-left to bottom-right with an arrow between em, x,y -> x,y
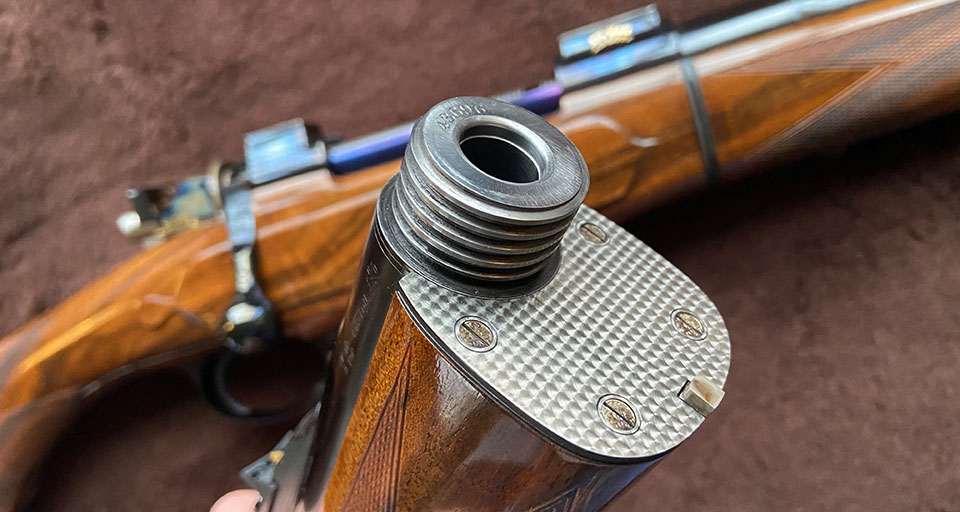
459,124 -> 542,184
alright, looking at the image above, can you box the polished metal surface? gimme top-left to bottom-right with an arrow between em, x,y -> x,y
117,120 -> 329,244
297,98 -> 592,509
554,0 -> 868,90
385,96 -> 589,283
116,174 -> 217,245
218,163 -> 276,356
557,5 -> 662,61
399,206 -> 731,461
244,118 -> 327,185
118,0 -> 870,246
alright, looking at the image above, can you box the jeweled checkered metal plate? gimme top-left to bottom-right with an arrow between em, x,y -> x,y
399,206 -> 730,461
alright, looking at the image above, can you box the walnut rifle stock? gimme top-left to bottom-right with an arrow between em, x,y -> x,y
240,97 -> 731,511
2,0 -> 960,509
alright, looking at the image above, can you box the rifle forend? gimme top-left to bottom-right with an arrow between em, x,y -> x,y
242,97 -> 731,511
4,1 -> 960,508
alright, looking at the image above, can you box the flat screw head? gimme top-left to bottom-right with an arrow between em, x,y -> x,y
597,394 -> 640,434
578,222 -> 608,244
671,309 -> 707,340
455,317 -> 497,352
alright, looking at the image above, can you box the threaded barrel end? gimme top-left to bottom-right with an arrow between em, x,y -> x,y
386,97 -> 588,283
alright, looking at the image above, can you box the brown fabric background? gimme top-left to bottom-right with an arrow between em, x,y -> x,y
1,0 -> 958,510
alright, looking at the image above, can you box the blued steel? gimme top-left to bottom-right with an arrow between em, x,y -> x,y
241,403 -> 323,510
218,163 -> 275,355
557,5 -> 663,62
680,57 -> 721,185
200,164 -> 290,420
244,119 -> 327,185
328,0 -> 869,174
326,83 -> 564,174
554,0 -> 868,90
118,0 -> 872,245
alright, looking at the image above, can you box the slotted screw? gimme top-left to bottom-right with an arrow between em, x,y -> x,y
671,309 -> 707,340
578,222 -> 608,244
455,317 -> 497,352
597,394 -> 640,434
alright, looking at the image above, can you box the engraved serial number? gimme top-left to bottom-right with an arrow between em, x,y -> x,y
436,104 -> 487,129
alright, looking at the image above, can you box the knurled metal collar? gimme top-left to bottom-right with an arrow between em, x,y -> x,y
411,96 -> 588,225
383,96 -> 590,285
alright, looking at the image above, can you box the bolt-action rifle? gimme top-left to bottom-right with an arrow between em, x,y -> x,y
2,0 -> 960,509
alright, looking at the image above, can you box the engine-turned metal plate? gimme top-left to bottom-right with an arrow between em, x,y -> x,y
398,206 -> 731,461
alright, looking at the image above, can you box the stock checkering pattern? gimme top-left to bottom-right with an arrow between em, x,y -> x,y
400,206 -> 731,460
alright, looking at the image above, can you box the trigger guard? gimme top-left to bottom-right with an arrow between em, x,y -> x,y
199,348 -> 325,422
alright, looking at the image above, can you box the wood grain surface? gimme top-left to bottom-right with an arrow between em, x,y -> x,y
2,0 -> 960,509
319,295 -> 650,511
697,0 -> 960,178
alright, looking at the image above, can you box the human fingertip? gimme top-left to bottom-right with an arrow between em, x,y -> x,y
210,489 -> 260,512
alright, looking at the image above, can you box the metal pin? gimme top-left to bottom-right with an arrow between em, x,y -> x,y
679,376 -> 724,417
